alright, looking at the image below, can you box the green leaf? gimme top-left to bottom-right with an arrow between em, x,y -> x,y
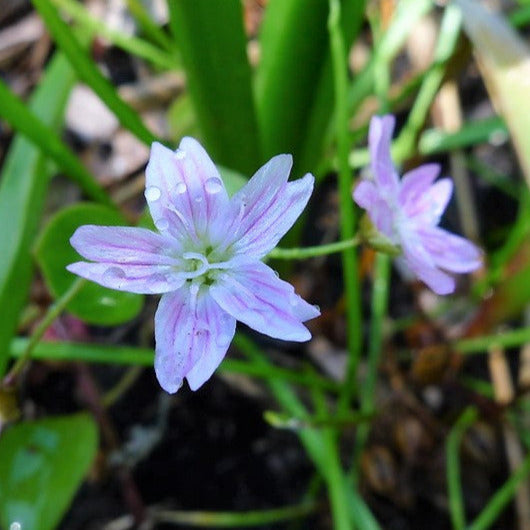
0,413 -> 98,530
0,53 -> 76,376
256,0 -> 365,175
168,0 -> 260,175
454,0 -> 530,184
35,203 -> 144,325
32,0 -> 158,146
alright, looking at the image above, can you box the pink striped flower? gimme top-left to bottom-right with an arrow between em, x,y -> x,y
68,138 -> 319,393
354,115 -> 481,294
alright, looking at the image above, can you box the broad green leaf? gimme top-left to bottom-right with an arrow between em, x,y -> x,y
0,77 -> 111,206
454,0 -> 530,184
168,0 -> 260,175
32,0 -> 157,146
0,53 -> 76,376
0,413 -> 98,530
35,203 -> 144,325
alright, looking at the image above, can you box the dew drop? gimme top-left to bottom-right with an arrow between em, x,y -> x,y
174,149 -> 186,160
103,267 -> 126,283
144,186 -> 161,202
204,177 -> 223,194
194,196 -> 203,203
147,273 -> 169,293
155,218 -> 170,231
273,270 -> 280,278
176,182 -> 187,194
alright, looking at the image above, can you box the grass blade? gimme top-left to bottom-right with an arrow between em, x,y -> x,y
168,0 -> 260,175
32,0 -> 158,146
0,78 -> 111,206
0,53 -> 76,375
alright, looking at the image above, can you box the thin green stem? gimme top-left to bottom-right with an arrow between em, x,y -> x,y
468,445 -> 530,530
446,407 -> 478,530
9,336 -> 340,392
454,327 -> 530,355
3,278 -> 86,386
352,253 -> 390,480
152,502 -> 318,527
269,237 -> 360,260
328,0 -> 362,414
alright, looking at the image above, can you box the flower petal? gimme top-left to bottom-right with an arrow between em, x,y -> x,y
399,163 -> 440,208
225,155 -> 314,258
210,261 -> 319,342
407,178 -> 453,224
145,139 -> 232,243
369,115 -> 399,196
154,286 -> 235,393
66,261 -> 185,294
418,226 -> 482,273
401,238 -> 455,295
353,180 -> 379,210
70,225 -> 180,265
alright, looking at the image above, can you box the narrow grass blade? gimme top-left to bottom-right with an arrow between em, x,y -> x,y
0,54 -> 76,375
51,0 -> 176,70
32,0 -> 157,146
168,0 -> 260,175
0,78 -> 111,206
256,0 -> 364,175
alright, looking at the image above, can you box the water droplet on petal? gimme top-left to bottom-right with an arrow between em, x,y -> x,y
155,218 -> 170,231
174,149 -> 186,160
103,266 -> 126,284
144,186 -> 161,202
204,177 -> 223,194
176,182 -> 187,194
148,273 -> 169,293
313,304 -> 320,313
195,196 -> 203,203
273,270 -> 280,278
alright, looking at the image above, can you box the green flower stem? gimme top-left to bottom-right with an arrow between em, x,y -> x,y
468,440 -> 530,530
352,253 -> 390,480
269,237 -> 360,260
446,407 -> 478,530
9,336 -> 340,392
152,502 -> 318,527
3,278 -> 86,386
328,0 -> 362,415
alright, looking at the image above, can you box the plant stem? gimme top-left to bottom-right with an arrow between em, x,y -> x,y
269,237 -> 360,260
153,502 -> 318,527
328,0 -> 362,414
468,448 -> 530,530
3,278 -> 86,386
446,407 -> 478,530
352,253 -> 390,479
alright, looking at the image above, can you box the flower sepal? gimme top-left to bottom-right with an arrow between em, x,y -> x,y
358,213 -> 402,257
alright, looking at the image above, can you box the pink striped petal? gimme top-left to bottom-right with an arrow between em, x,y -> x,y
210,261 -> 318,342
369,115 -> 399,196
145,139 -> 232,243
154,286 -> 236,393
70,225 -> 180,265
